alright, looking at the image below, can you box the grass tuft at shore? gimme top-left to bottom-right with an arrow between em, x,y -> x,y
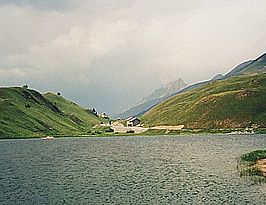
238,150 -> 266,182
241,150 -> 266,164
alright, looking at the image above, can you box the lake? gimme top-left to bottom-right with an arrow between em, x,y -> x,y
0,135 -> 266,204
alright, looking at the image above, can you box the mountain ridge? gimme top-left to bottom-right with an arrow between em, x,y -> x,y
116,77 -> 187,119
142,73 -> 266,128
117,52 -> 266,119
225,52 -> 266,77
141,78 -> 187,103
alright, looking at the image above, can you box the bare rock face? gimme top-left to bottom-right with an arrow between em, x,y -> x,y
141,78 -> 187,103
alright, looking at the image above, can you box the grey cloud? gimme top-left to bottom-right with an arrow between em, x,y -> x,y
0,0 -> 266,114
0,0 -> 77,10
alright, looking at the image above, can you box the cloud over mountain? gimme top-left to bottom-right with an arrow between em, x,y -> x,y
0,0 -> 266,114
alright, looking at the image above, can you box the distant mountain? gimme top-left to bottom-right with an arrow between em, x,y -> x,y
142,52 -> 266,128
211,74 -> 224,81
116,98 -> 164,119
142,73 -> 266,128
142,78 -> 187,103
0,87 -> 105,138
117,52 -> 266,119
157,52 -> 266,108
116,78 -> 187,119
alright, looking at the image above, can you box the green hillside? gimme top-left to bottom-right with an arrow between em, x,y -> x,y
142,73 -> 266,129
44,92 -> 101,127
0,87 -> 104,138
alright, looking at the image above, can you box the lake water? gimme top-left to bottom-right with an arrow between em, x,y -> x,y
0,135 -> 266,204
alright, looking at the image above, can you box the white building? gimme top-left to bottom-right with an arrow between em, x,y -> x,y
126,117 -> 141,127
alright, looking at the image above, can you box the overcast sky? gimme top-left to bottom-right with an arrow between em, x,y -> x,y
0,0 -> 266,115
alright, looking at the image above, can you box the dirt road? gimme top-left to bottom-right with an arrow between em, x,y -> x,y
150,125 -> 184,130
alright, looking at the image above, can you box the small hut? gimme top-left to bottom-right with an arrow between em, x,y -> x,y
126,117 -> 140,127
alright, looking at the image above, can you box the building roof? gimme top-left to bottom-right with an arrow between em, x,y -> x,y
126,116 -> 134,121
127,117 -> 140,122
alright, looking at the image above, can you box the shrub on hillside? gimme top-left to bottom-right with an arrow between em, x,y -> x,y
25,104 -> 31,108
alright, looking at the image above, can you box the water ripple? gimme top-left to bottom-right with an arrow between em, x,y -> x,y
0,135 -> 266,204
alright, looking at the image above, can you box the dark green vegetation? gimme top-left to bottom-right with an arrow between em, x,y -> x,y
0,87 -> 107,138
241,150 -> 266,164
142,73 -> 266,129
238,150 -> 266,181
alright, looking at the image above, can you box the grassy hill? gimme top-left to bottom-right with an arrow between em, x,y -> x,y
142,73 -> 266,129
44,92 -> 101,127
0,87 -> 104,138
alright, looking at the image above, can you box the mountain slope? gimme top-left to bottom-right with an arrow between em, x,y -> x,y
44,92 -> 100,126
117,78 -> 187,119
117,52 -> 266,120
167,53 -> 266,107
0,87 -> 103,138
224,60 -> 254,77
225,53 -> 266,77
240,53 -> 266,74
116,98 -> 164,119
142,73 -> 266,128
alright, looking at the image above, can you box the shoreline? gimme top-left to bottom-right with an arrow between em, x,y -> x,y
0,130 -> 265,140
